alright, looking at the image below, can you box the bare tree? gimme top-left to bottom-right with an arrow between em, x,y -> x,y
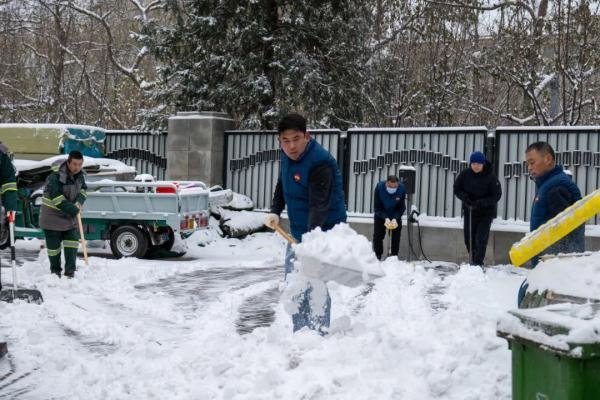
442,0 -> 600,126
0,0 -> 165,128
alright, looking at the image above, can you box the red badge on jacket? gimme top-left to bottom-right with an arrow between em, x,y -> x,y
294,172 -> 301,182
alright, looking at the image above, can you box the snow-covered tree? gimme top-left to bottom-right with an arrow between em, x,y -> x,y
145,0 -> 371,129
466,0 -> 600,126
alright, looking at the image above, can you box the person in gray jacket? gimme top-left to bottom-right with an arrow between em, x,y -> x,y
39,151 -> 87,278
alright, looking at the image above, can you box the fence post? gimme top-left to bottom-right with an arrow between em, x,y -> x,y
167,111 -> 236,185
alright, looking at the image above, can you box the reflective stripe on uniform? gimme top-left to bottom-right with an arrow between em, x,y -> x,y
79,189 -> 87,198
42,197 -> 60,210
53,195 -> 66,205
1,182 -> 16,194
63,240 -> 79,249
47,247 -> 62,257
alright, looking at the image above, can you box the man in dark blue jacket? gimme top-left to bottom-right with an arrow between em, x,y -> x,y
372,175 -> 406,260
526,142 -> 585,264
265,113 -> 347,334
453,151 -> 502,266
518,142 -> 585,307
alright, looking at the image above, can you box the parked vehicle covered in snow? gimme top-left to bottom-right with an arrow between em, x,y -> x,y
0,123 -> 105,160
11,157 -> 230,258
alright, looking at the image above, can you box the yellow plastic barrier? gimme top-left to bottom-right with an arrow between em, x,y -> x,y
509,188 -> 600,267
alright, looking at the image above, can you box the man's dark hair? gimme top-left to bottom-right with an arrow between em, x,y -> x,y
386,175 -> 399,183
278,113 -> 307,134
526,142 -> 555,160
67,150 -> 84,162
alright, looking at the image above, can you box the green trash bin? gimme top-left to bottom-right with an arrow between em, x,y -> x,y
497,302 -> 600,400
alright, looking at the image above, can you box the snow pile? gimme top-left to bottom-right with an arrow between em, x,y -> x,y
0,233 -> 525,399
225,192 -> 254,210
295,223 -> 384,285
189,216 -> 223,246
208,188 -> 233,208
14,156 -> 135,175
526,252 -> 600,300
219,209 -> 266,234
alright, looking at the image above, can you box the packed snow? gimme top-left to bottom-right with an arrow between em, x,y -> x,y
294,224 -> 384,286
0,224 -> 580,400
225,192 -> 254,210
217,209 -> 266,232
14,156 -> 136,175
526,252 -> 600,300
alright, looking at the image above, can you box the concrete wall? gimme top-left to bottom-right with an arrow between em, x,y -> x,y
167,111 -> 236,185
346,219 -> 600,266
345,219 -> 521,265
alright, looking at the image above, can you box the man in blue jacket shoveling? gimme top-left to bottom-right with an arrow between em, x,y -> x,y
265,113 -> 347,335
372,175 -> 406,260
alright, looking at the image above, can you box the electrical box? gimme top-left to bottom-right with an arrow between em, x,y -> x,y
398,167 -> 416,195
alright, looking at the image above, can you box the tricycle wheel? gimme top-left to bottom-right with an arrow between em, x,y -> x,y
110,225 -> 149,258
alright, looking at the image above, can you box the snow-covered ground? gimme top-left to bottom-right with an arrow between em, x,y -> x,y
0,231 -> 528,399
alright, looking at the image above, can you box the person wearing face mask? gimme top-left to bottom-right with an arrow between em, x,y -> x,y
372,175 -> 406,260
453,151 -> 501,266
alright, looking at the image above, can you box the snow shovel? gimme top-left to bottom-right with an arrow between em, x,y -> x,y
272,223 -> 296,245
76,212 -> 89,266
468,206 -> 474,265
387,227 -> 392,258
0,211 -> 43,304
271,223 -> 384,288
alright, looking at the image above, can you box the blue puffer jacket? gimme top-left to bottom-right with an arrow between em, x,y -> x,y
280,139 -> 346,241
373,181 -> 406,221
531,165 -> 585,265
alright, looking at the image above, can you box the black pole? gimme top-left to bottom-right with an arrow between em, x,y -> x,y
469,206 -> 474,265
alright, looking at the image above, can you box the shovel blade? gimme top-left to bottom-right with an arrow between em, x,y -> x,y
299,256 -> 384,288
0,288 -> 43,304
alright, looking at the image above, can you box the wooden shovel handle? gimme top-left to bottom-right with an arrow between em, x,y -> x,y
76,212 -> 89,266
272,223 -> 297,244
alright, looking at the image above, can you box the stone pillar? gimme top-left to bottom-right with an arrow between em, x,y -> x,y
167,111 -> 236,185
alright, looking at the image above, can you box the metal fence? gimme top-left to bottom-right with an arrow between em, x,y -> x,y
223,125 -> 600,223
105,130 -> 168,180
346,128 -> 488,216
495,126 -> 600,224
224,130 -> 341,210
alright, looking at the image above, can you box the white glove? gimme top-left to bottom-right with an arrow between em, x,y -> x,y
384,218 -> 398,230
265,213 -> 280,229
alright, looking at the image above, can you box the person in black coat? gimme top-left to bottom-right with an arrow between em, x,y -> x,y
373,175 -> 406,260
453,151 -> 502,266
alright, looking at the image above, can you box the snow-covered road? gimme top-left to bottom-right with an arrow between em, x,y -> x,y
0,232 -> 526,400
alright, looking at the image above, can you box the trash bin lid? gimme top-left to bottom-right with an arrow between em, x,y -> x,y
526,252 -> 600,302
497,302 -> 600,359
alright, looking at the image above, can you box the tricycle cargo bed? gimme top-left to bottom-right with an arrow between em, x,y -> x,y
84,182 -> 209,219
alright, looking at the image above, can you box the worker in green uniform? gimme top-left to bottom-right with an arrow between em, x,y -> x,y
0,142 -> 18,248
39,151 -> 87,278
